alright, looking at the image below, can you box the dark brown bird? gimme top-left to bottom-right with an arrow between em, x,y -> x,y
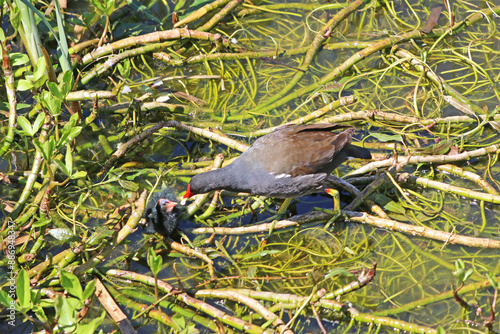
182,123 -> 371,200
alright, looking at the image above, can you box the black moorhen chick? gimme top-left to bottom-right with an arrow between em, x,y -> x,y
144,188 -> 181,237
182,123 -> 371,200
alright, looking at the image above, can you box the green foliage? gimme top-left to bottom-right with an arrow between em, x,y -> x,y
453,259 -> 473,283
16,269 -> 32,311
16,56 -> 47,91
17,112 -> 44,137
48,70 -> 73,99
116,59 -> 131,79
147,247 -> 163,276
61,271 -> 84,300
48,228 -> 78,242
91,0 -> 116,16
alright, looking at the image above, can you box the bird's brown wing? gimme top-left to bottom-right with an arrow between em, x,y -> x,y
246,124 -> 354,176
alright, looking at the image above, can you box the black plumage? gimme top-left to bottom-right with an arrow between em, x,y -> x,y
144,188 -> 181,237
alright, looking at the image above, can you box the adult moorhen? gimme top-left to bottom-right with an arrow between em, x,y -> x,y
144,188 -> 181,237
182,123 -> 371,200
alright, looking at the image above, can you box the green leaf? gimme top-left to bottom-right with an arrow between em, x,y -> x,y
9,5 -> 20,30
383,201 -> 406,214
172,314 -> 186,329
48,81 -> 65,100
10,53 -> 30,66
65,145 -> 73,175
54,295 -> 77,332
0,289 -> 15,308
42,138 -> 56,164
147,248 -> 163,276
86,227 -> 114,246
0,28 -> 5,43
33,140 -> 46,161
91,0 -> 115,15
62,113 -> 79,133
42,91 -> 62,116
370,132 -> 403,143
33,57 -> 47,82
71,171 -> 87,179
76,311 -> 106,334
60,70 -> 73,96
48,228 -> 75,242
55,159 -> 70,176
324,267 -> 354,280
57,126 -> 82,149
16,79 -> 33,91
463,268 -> 473,282
32,112 -> 45,135
343,246 -> 356,255
118,178 -> 139,191
17,116 -> 34,136
16,270 -> 31,310
33,217 -> 52,227
61,271 -> 83,300
82,280 -> 97,301
117,60 -> 131,78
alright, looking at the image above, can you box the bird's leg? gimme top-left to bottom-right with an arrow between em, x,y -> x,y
324,188 -> 341,229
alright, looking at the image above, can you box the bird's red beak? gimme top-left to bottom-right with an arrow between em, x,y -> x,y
183,184 -> 194,200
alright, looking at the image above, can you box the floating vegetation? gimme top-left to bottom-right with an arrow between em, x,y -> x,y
1,0 -> 499,333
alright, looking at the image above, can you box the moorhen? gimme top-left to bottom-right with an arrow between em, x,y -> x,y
144,188 -> 181,237
182,123 -> 371,200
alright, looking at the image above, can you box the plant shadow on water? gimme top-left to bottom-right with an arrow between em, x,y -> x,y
0,0 -> 500,333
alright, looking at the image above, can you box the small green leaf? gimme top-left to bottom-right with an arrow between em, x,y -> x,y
42,91 -> 62,116
82,280 -> 97,301
16,79 -> 33,91
117,60 -> 131,78
33,57 -> 47,82
10,53 -> 30,66
324,267 -> 354,280
9,6 -> 20,31
370,132 -> 403,143
118,178 -> 139,191
32,112 -> 45,135
86,227 -> 113,246
61,271 -> 83,300
57,126 -> 82,149
463,268 -> 473,282
48,81 -> 65,100
42,138 -> 56,164
76,311 -> 106,334
65,145 -> 73,175
0,289 -> 14,308
48,228 -> 75,242
62,113 -> 79,133
71,171 -> 87,179
383,201 -> 406,214
147,248 -> 163,276
33,217 -> 52,227
343,246 -> 356,255
54,295 -> 77,332
17,116 -> 34,136
17,270 -> 31,310
55,159 -> 70,176
172,314 -> 186,329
